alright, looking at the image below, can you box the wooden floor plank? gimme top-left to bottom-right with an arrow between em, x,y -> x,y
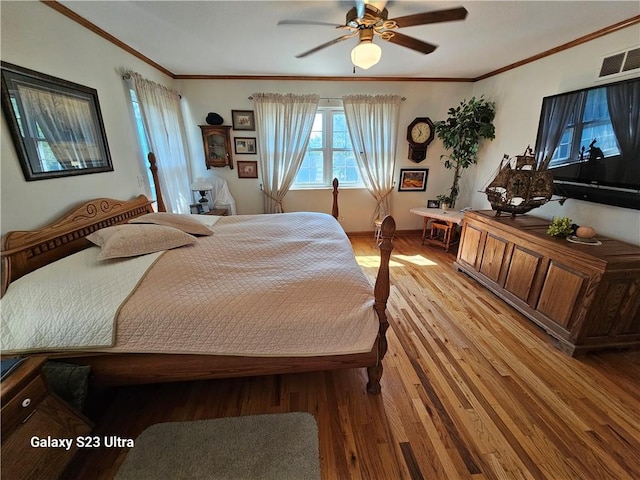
64,235 -> 640,480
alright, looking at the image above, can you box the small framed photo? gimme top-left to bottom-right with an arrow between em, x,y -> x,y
231,110 -> 255,131
190,203 -> 204,214
237,160 -> 258,178
427,199 -> 440,208
234,137 -> 256,154
398,168 -> 429,192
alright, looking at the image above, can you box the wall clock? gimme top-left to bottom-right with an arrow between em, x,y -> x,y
407,117 -> 435,163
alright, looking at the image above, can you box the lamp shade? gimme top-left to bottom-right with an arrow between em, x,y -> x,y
191,178 -> 215,209
351,42 -> 382,70
190,178 -> 213,192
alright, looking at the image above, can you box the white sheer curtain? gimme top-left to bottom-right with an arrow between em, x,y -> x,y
127,71 -> 191,213
343,94 -> 402,221
252,93 -> 319,213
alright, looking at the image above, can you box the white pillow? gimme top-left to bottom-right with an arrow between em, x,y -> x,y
128,212 -> 213,236
86,224 -> 196,260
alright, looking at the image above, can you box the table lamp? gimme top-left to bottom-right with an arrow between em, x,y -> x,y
190,178 -> 214,212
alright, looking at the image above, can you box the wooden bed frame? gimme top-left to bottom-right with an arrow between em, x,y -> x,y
1,154 -> 396,393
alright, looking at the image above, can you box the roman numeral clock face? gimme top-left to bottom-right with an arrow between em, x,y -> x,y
407,117 -> 434,163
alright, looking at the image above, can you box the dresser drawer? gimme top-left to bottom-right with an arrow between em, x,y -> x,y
1,358 -> 93,480
1,374 -> 48,439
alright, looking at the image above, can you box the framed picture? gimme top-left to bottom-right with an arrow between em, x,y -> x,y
427,199 -> 440,208
231,110 -> 255,131
398,168 -> 429,192
234,137 -> 256,154
237,160 -> 258,178
0,62 -> 113,181
190,203 -> 204,214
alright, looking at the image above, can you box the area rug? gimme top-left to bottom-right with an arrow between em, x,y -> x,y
115,412 -> 320,480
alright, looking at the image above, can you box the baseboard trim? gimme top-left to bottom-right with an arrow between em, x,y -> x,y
346,229 -> 422,238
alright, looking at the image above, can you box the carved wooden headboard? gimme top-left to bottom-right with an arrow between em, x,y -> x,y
1,195 -> 154,297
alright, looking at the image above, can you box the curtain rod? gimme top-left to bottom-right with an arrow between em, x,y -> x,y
247,96 -> 406,100
122,73 -> 182,98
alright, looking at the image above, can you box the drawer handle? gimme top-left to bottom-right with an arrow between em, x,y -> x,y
21,398 -> 31,408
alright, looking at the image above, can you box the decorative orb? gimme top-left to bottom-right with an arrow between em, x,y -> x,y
206,112 -> 223,125
576,226 -> 596,239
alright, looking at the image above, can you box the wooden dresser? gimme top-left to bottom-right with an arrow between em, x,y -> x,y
1,357 -> 93,479
454,210 -> 640,355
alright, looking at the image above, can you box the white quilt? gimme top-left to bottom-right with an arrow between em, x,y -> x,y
1,212 -> 379,357
1,248 -> 161,354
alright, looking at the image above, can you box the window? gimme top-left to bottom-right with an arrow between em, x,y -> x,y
293,108 -> 362,188
128,88 -> 157,201
549,87 -> 620,167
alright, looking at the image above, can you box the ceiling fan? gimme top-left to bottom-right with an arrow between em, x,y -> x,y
278,1 -> 468,70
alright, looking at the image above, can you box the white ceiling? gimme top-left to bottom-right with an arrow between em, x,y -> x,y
58,1 -> 640,79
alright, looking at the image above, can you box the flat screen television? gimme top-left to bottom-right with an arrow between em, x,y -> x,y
533,77 -> 640,210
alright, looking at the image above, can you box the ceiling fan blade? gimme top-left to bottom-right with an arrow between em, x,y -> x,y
295,33 -> 357,58
278,19 -> 343,27
383,31 -> 437,55
389,6 -> 468,28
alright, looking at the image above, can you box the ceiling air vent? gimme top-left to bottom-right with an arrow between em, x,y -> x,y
599,53 -> 625,77
622,47 -> 640,72
598,46 -> 640,79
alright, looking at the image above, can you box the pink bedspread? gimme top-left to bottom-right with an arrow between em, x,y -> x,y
110,212 -> 379,357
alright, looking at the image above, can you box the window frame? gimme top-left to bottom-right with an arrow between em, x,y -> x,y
292,107 -> 363,189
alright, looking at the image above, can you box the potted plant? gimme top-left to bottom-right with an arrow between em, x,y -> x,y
436,194 -> 453,210
435,96 -> 496,208
546,216 -> 574,238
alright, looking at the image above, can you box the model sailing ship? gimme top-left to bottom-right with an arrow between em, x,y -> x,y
482,146 -> 554,217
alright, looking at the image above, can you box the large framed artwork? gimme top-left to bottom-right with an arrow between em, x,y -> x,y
0,62 -> 113,181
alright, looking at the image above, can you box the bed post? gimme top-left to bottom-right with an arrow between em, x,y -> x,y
367,215 -> 395,394
332,178 -> 339,219
147,152 -> 167,212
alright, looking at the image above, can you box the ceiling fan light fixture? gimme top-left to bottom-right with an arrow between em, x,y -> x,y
351,41 -> 382,70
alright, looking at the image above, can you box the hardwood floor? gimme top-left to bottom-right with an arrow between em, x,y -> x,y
65,234 -> 640,480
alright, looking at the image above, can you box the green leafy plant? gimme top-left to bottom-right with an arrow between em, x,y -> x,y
435,96 -> 496,208
546,217 -> 574,237
436,194 -> 454,207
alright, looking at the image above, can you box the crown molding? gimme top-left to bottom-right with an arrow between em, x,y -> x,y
42,1 -> 175,78
42,1 -> 640,84
475,14 -> 640,81
173,74 -> 473,82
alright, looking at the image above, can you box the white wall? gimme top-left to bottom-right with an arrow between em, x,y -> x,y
179,79 -> 471,232
0,0 -> 472,235
0,2 -> 174,235
470,26 -> 640,245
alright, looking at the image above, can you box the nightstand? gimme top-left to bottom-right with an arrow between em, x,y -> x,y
203,208 -> 228,216
1,357 -> 93,480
